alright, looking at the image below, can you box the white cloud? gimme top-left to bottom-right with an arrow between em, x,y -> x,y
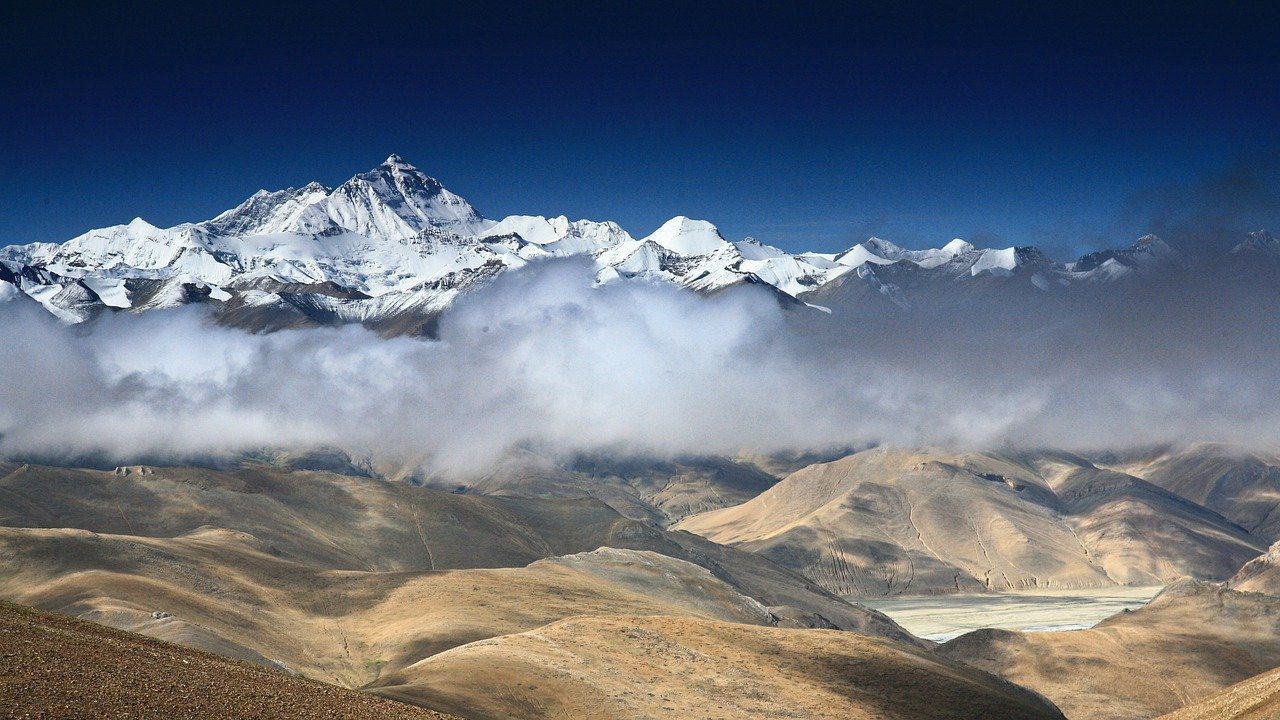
2,258 -> 1279,473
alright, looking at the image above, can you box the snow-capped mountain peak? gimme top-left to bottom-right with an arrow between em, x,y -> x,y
327,156 -> 492,238
204,154 -> 492,240
968,247 -> 1020,275
862,237 -> 907,257
1068,234 -> 1175,276
481,215 -> 566,245
126,217 -> 161,233
642,216 -> 729,255
1232,230 -> 1278,256
834,242 -> 893,269
383,153 -> 412,168
1131,234 -> 1173,258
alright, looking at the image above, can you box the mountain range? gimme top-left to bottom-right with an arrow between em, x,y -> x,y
4,155 -> 1273,334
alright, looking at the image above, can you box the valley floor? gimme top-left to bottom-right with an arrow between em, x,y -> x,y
857,585 -> 1163,641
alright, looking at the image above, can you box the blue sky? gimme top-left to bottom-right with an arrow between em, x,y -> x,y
2,2 -> 1277,258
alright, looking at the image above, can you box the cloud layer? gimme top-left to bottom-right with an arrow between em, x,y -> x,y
2,257 -> 1279,473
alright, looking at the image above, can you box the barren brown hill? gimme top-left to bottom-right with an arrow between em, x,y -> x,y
0,527 -> 842,687
0,462 -> 916,696
675,448 -> 1263,596
1156,665 -> 1280,720
0,461 -> 910,639
0,461 -> 614,572
1103,443 -> 1280,542
0,599 -> 458,720
937,580 -> 1280,720
370,614 -> 1067,720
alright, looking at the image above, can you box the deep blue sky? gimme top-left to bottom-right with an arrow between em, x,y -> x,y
2,2 -> 1278,257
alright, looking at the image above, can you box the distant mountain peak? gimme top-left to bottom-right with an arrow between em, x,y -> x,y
126,217 -> 159,233
1132,234 -> 1170,251
1128,235 -> 1174,262
1232,229 -> 1279,256
863,237 -> 905,254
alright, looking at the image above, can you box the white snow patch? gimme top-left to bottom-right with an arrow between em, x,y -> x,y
82,277 -> 132,308
970,248 -> 1018,276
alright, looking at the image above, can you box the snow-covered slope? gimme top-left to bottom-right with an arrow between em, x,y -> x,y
0,155 -> 1204,334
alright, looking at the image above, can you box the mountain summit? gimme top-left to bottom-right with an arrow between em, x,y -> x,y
1232,230 -> 1279,257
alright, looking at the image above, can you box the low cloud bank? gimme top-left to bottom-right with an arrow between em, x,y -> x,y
2,258 -> 1278,473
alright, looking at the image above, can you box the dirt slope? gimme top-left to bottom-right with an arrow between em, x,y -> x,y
370,615 -> 1067,720
0,599 -> 458,720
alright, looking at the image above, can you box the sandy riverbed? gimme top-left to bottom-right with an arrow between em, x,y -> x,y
854,585 -> 1165,641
